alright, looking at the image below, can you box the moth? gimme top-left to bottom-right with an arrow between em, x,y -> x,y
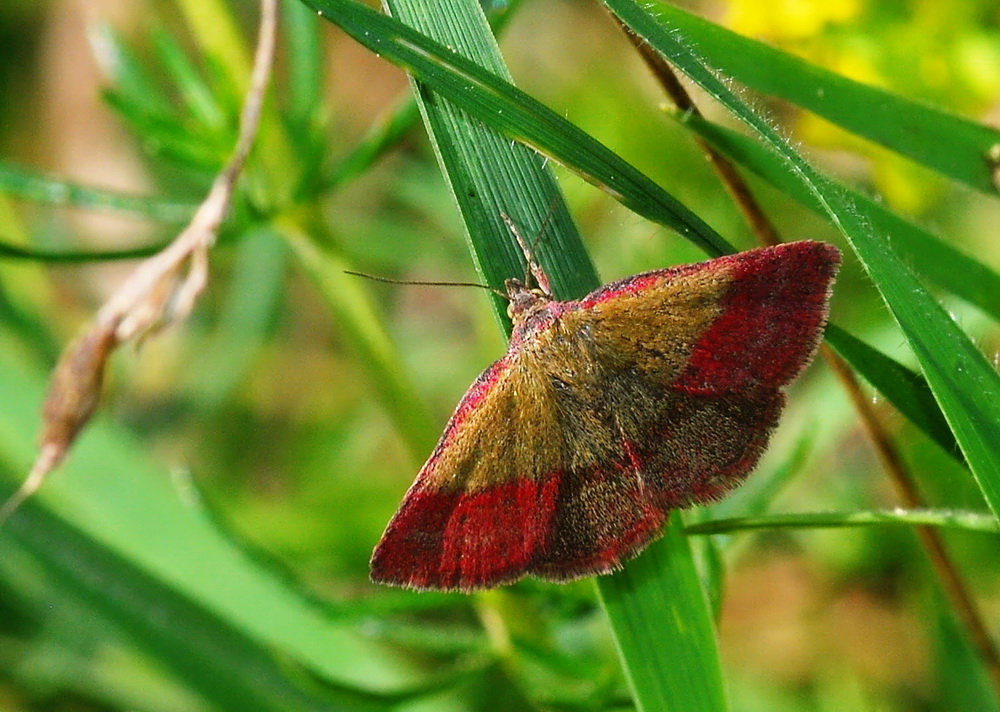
371,241 -> 841,592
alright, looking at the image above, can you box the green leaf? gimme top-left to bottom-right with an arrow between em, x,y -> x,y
824,325 -> 961,463
174,0 -> 253,99
597,514 -> 728,712
93,23 -> 230,172
103,89 -> 227,172
282,0 -> 325,126
0,238 -> 166,263
90,23 -> 174,115
303,0 -> 734,260
151,27 -> 227,131
634,3 -> 1000,195
679,114 -> 1000,322
0,503 -> 382,712
0,162 -> 196,222
685,508 -> 999,536
0,342 -> 424,700
282,0 -> 331,199
312,0 -> 729,709
381,0 -> 596,304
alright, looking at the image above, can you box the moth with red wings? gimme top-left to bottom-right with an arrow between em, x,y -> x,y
371,241 -> 841,592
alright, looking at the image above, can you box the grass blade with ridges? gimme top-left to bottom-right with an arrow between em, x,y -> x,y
631,2 -> 1000,195
680,113 -> 1000,322
0,162 -> 196,223
321,0 -> 729,708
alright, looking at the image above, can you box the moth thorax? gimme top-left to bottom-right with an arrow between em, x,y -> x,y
505,278 -> 548,323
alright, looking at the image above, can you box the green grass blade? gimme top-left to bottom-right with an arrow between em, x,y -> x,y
174,0 -> 252,97
282,0 -> 330,198
0,503 -> 378,712
173,0 -> 297,201
90,23 -> 174,115
0,238 -> 167,263
103,89 -> 227,172
825,325 -> 961,463
315,0 -> 728,708
685,509 -> 1000,536
597,514 -> 728,712
283,0 -> 325,126
94,22 -> 231,172
608,0 -> 1000,519
634,3 -> 1000,195
383,0 -> 597,308
303,0 -> 734,259
0,162 -> 196,222
151,27 -> 227,131
679,114 -> 1000,322
0,340 -> 423,698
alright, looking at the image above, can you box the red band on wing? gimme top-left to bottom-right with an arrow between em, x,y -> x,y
674,242 -> 840,393
373,389 -> 785,590
369,487 -> 457,589
371,475 -> 561,591
439,475 -> 561,589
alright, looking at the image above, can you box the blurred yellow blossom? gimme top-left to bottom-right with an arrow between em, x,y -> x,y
722,0 -> 861,41
719,0 -> 1000,214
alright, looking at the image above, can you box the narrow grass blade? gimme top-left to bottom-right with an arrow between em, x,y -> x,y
0,162 -> 196,222
382,0 -> 598,310
597,514 -> 728,712
630,3 -> 1000,195
0,502 -> 381,712
0,341 -> 424,697
283,0 -> 325,125
680,114 -> 1000,322
152,27 -> 227,131
0,239 -> 168,263
303,0 -> 734,259
314,0 -> 729,708
685,509 -> 1000,536
825,325 -> 961,463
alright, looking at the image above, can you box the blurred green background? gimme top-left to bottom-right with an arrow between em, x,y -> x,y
0,0 -> 998,710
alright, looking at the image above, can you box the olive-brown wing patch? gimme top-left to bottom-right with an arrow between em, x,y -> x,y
570,241 -> 839,394
370,355 -> 573,592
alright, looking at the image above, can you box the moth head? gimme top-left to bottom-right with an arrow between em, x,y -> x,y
504,278 -> 548,322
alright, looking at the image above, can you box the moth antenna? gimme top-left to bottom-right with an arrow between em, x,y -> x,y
344,270 -> 508,300
535,196 -> 560,250
525,200 -> 559,283
500,212 -> 553,296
